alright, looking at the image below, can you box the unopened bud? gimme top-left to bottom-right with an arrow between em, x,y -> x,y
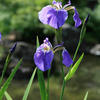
85,13 -> 90,25
10,42 -> 17,53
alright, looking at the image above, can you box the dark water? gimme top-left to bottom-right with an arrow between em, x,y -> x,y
2,54 -> 100,100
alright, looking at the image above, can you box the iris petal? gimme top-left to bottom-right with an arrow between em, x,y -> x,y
38,5 -> 52,25
34,50 -> 44,71
43,51 -> 54,71
34,50 -> 54,72
73,9 -> 82,27
62,49 -> 73,67
47,8 -> 68,29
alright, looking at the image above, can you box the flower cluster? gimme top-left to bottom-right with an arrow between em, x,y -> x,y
38,0 -> 81,29
34,38 -> 73,71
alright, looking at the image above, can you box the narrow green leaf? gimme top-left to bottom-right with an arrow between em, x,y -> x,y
36,36 -> 40,48
22,67 -> 37,100
37,69 -> 47,100
64,53 -> 84,81
0,58 -> 22,100
36,36 -> 47,100
84,92 -> 89,100
4,91 -> 13,100
0,54 -> 12,86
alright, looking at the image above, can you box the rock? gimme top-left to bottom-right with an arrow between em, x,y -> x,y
90,44 -> 100,56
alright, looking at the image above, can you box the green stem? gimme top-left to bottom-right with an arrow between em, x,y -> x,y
60,80 -> 66,100
55,27 -> 65,100
55,27 -> 64,79
55,29 -> 59,43
47,69 -> 51,100
55,27 -> 62,44
68,20 -> 86,78
59,50 -> 64,80
73,40 -> 81,62
68,40 -> 81,79
58,27 -> 62,44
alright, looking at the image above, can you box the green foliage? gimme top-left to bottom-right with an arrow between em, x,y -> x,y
0,0 -> 54,38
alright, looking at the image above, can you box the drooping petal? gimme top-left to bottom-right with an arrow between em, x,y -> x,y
62,49 -> 73,67
73,8 -> 82,27
34,50 -> 54,71
38,5 -> 52,25
0,32 -> 2,41
47,8 -> 68,29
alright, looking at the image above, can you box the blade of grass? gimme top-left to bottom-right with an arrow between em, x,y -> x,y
36,36 -> 48,100
84,92 -> 89,100
0,58 -> 22,100
4,91 -> 13,100
22,67 -> 37,100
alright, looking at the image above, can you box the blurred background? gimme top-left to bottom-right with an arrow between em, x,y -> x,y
0,0 -> 100,100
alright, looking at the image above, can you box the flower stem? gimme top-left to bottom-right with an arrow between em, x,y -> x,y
55,27 -> 62,44
55,29 -> 59,43
55,27 -> 65,100
59,50 -> 64,80
47,68 -> 51,100
67,19 -> 87,83
60,80 -> 66,100
71,19 -> 86,68
73,40 -> 81,63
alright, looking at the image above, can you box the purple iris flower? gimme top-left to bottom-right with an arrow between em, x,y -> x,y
34,38 -> 73,72
38,0 -> 81,29
0,32 -> 2,41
